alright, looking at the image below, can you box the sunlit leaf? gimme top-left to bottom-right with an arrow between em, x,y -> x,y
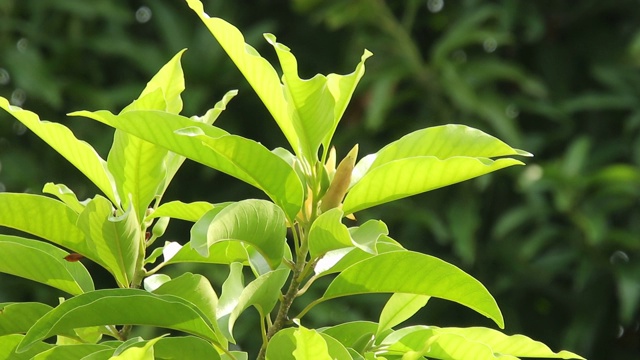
322,251 -> 504,328
376,293 -> 430,337
110,335 -> 163,359
308,208 -> 353,258
77,195 -> 141,287
18,289 -> 218,352
0,97 -> 118,204
164,241 -> 250,266
0,334 -> 52,360
0,235 -> 94,295
292,326 -> 333,360
266,327 -> 352,360
31,344 -> 112,360
319,321 -> 378,350
42,183 -> 86,213
343,156 -> 524,214
0,302 -> 53,336
190,200 -> 287,270
152,336 -> 221,360
314,236 -> 404,277
148,201 -> 217,222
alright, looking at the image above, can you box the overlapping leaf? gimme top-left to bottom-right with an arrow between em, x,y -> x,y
322,251 -> 504,328
266,327 -> 352,360
0,302 -> 53,336
0,97 -> 118,204
18,289 -> 219,352
148,201 -> 217,222
0,235 -> 94,295
0,334 -> 52,360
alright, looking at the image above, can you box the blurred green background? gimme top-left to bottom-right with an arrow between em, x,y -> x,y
1,0 -> 639,358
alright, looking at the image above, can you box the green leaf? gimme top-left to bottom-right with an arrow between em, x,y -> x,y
265,34 -> 372,160
369,125 -> 531,169
152,336 -> 221,360
18,289 -> 219,352
143,274 -> 171,292
110,336 -> 163,360
77,195 -> 141,287
0,302 -> 53,336
0,193 -> 96,263
74,109 -> 303,219
322,251 -> 504,328
376,294 -> 430,338
348,219 -> 389,255
313,236 -> 404,277
0,97 -> 118,204
31,344 -> 113,360
42,183 -> 86,213
216,263 -> 290,342
153,273 -> 226,346
434,327 -> 585,359
293,326 -> 333,360
343,156 -> 524,214
164,241 -> 250,266
0,235 -> 94,295
308,208 -> 353,259
149,201 -> 217,222
185,0 -> 297,152
319,321 -> 378,350
0,334 -> 52,360
190,200 -> 287,270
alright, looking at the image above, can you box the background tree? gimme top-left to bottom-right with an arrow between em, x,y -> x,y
0,0 -> 638,358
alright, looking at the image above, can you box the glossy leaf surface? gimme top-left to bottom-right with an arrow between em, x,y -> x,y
376,293 -> 430,337
0,302 -> 53,336
18,289 -> 218,351
322,251 -> 504,328
0,235 -> 94,295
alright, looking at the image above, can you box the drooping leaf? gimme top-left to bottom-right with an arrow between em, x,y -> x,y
77,195 -> 141,288
18,289 -> 219,352
190,200 -> 287,270
0,302 -> 53,336
308,208 -> 353,259
0,97 -> 118,204
376,293 -> 430,338
0,193 -> 97,263
342,156 -> 524,214
0,334 -> 52,360
148,201 -> 217,222
42,183 -> 86,213
319,321 -> 378,350
0,235 -> 94,295
322,251 -> 504,328
185,0 -> 297,152
74,109 -> 303,219
348,219 -> 388,255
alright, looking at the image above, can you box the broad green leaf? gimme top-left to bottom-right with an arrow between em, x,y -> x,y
314,236 -> 404,277
308,208 -> 353,258
369,125 -> 531,170
322,251 -> 504,328
191,200 -> 287,270
152,336 -> 221,360
148,201 -> 217,222
0,235 -> 94,295
164,241 -> 250,266
293,326 -> 333,360
153,273 -> 226,346
110,336 -> 163,360
176,129 -> 303,219
381,326 -> 512,360
143,274 -> 171,292
433,327 -> 585,359
0,302 -> 53,336
343,156 -> 524,214
0,97 -> 118,204
217,263 -> 245,343
18,289 -> 218,352
0,334 -> 52,360
377,294 -> 430,338
266,327 -> 352,360
0,193 -> 97,263
74,109 -> 303,219
319,321 -> 378,349
185,0 -> 297,152
42,182 -> 86,213
31,344 -> 112,360
77,196 -> 141,287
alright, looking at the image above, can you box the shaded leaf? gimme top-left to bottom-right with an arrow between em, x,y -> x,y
322,251 -> 504,328
0,302 -> 53,336
18,289 -> 218,352
42,182 -> 86,213
0,235 -> 94,295
0,334 -> 52,360
31,344 -> 112,360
